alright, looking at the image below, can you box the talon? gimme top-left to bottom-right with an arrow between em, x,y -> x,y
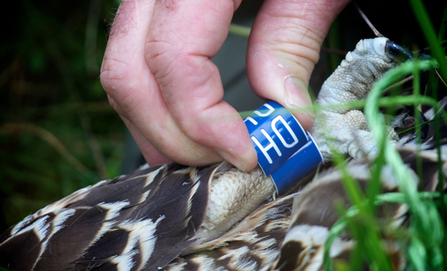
385,40 -> 413,61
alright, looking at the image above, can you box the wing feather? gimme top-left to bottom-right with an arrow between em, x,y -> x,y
0,163 -> 220,270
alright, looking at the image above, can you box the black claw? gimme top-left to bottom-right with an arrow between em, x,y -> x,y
385,40 -> 413,61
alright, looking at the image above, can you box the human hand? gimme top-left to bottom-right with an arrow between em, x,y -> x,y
100,0 -> 351,171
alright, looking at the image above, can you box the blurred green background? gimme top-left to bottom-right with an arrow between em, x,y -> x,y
0,0 -> 123,231
0,0 -> 444,234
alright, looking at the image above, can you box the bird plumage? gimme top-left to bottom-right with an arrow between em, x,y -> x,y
162,140 -> 447,271
1,37 -> 445,270
0,160 -> 277,270
2,135 -> 444,270
0,163 -> 220,270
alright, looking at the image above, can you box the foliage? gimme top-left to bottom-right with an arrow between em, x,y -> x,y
321,1 -> 447,270
0,0 -> 123,231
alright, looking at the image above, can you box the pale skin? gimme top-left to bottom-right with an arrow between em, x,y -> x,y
100,0 -> 351,171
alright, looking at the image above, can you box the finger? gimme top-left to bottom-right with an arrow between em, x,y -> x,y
145,0 -> 257,171
121,117 -> 173,166
101,0 -> 154,103
106,94 -> 127,120
100,0 -> 222,166
247,0 -> 351,130
108,95 -> 171,166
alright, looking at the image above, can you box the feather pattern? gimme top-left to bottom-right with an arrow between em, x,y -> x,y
0,161 -> 276,270
1,37 -> 446,271
161,140 -> 447,271
166,194 -> 295,271
0,163 -> 222,270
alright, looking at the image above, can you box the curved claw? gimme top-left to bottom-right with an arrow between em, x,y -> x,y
385,40 -> 413,61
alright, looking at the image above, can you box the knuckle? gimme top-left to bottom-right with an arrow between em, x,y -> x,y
146,40 -> 213,90
175,116 -> 215,148
146,40 -> 181,88
100,58 -> 145,119
100,58 -> 131,93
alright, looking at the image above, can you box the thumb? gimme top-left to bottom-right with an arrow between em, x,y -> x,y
247,0 -> 351,130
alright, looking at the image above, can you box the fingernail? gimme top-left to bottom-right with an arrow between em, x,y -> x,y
284,77 -> 309,107
284,77 -> 314,129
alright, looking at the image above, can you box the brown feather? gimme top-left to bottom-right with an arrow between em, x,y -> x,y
0,163 -> 220,271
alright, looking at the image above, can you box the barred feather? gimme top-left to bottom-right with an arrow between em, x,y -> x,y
161,142 -> 447,271
1,37 -> 445,271
0,164 -> 221,270
0,162 -> 276,271
165,194 -> 295,271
